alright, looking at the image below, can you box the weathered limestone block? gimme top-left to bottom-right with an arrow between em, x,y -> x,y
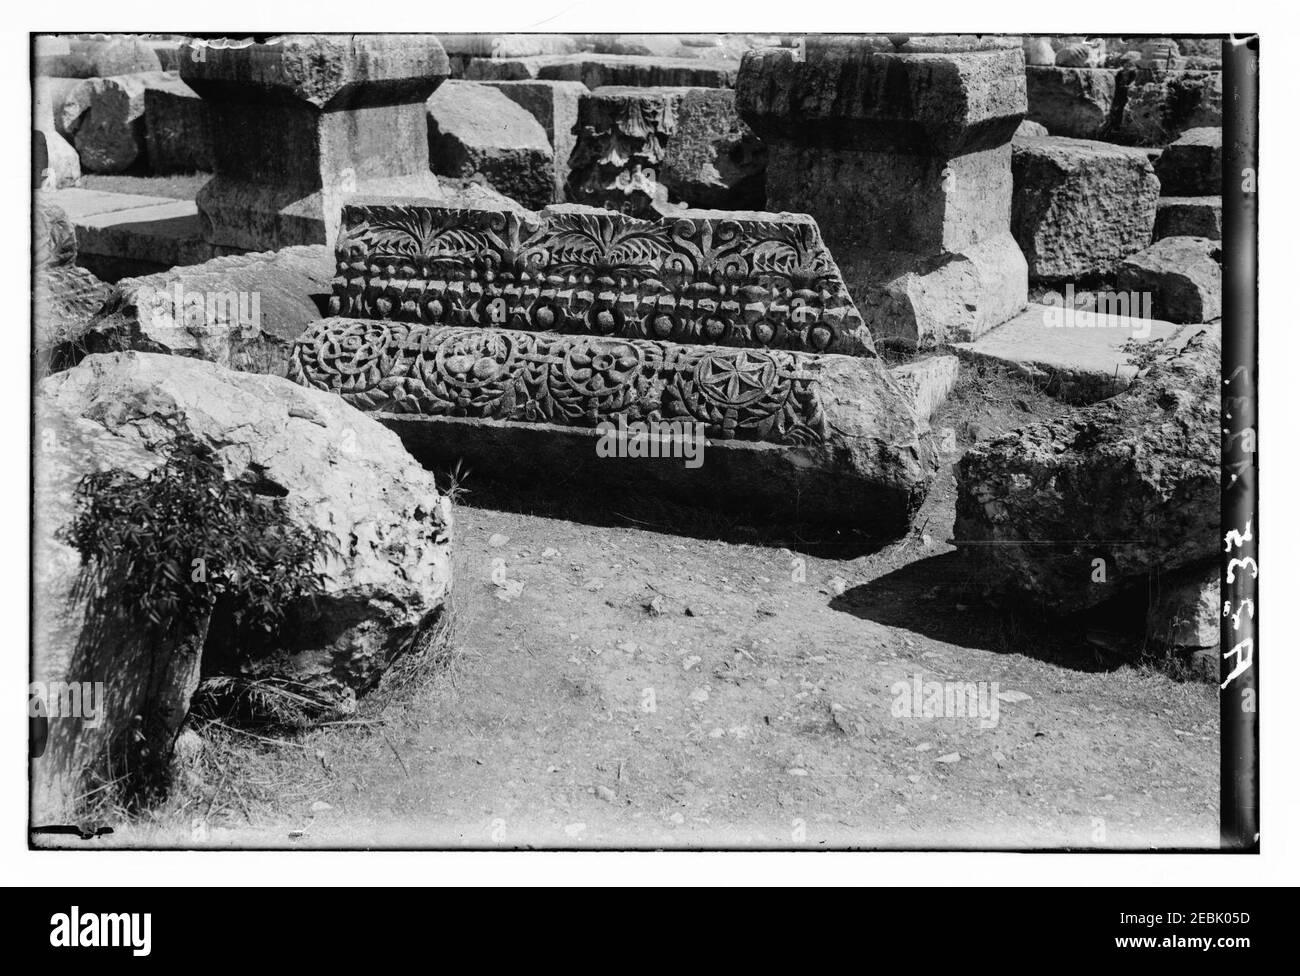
844,235 -> 1029,347
143,80 -> 213,173
74,36 -> 163,76
1118,69 -> 1222,146
439,33 -> 580,75
1147,563 -> 1220,649
440,34 -> 581,58
1015,120 -> 1049,139
38,131 -> 82,188
34,352 -> 454,820
538,55 -> 738,90
954,327 -> 1219,614
1154,197 -> 1222,241
290,319 -> 935,531
481,80 -> 587,203
1116,236 -> 1222,323
1022,36 -> 1056,66
953,302 -> 1185,405
36,199 -> 78,269
1153,127 -> 1222,196
61,71 -> 188,174
330,201 -> 874,355
595,35 -> 692,59
427,81 -> 555,211
34,76 -> 85,186
737,36 -> 1029,347
38,36 -> 162,77
890,355 -> 959,424
142,37 -> 187,72
71,245 -> 334,376
37,76 -> 84,140
1025,66 -> 1117,139
661,87 -> 766,210
35,266 -> 112,376
180,35 -> 451,250
1011,136 -> 1160,281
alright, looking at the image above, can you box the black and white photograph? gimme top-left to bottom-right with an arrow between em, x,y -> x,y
2,1 -> 1293,904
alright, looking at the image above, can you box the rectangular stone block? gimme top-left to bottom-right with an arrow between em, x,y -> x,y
466,54 -> 738,89
288,319 -> 935,531
737,41 -> 1027,155
330,200 -> 874,356
1153,127 -> 1222,195
1154,196 -> 1222,241
1011,135 -> 1160,281
539,55 -> 739,90
481,80 -> 587,203
427,81 -> 555,210
1025,66 -> 1118,139
180,34 -> 451,249
143,81 -> 213,173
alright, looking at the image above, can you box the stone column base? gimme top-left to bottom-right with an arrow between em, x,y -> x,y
196,173 -> 446,251
844,234 -> 1028,349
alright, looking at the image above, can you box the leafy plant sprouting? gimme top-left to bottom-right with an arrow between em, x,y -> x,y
61,429 -> 337,647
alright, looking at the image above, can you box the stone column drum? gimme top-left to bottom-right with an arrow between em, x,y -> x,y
737,35 -> 1030,347
180,34 -> 450,251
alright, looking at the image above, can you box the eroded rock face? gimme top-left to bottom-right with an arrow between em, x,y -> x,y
67,246 -> 335,377
33,352 -> 454,818
954,327 -> 1220,615
1011,135 -> 1160,281
1025,66 -> 1117,140
1116,236 -> 1222,324
1118,70 -> 1222,146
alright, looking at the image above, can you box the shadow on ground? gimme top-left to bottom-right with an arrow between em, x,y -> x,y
449,469 -> 897,561
830,550 -> 1135,673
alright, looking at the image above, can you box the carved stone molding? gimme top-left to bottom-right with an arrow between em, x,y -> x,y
329,202 -> 874,356
290,318 -> 827,446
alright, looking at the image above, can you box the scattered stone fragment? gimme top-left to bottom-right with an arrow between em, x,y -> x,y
1025,66 -> 1117,140
1154,197 -> 1222,241
1015,120 -> 1049,139
1153,127 -> 1222,196
480,80 -> 587,202
955,327 -> 1219,614
1118,70 -> 1222,146
1116,236 -> 1222,324
69,245 -> 333,376
427,81 -> 555,210
890,356 -> 960,423
61,71 -> 189,174
954,302 -> 1184,404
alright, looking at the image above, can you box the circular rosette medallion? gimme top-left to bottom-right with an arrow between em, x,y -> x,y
549,338 -> 659,425
683,349 -> 793,439
417,328 -> 523,416
298,320 -> 404,406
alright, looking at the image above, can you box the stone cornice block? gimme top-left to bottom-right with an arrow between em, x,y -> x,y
180,34 -> 450,109
329,200 -> 875,356
737,42 -> 1027,155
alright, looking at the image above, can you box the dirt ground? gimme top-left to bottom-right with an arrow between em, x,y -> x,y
51,361 -> 1217,852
